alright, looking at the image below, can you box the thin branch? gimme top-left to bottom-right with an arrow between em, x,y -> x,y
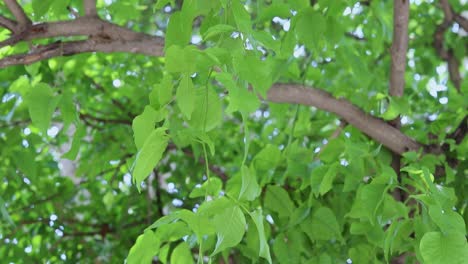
3,0 -> 31,27
435,0 -> 463,90
83,0 -> 98,17
454,13 -> 468,32
0,14 -> 17,32
79,112 -> 132,126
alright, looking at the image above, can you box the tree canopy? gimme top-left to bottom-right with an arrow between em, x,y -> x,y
0,0 -> 467,263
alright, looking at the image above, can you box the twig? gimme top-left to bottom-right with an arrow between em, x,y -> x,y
79,112 -> 132,126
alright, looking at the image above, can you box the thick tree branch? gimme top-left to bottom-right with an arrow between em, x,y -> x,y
267,84 -> 422,155
3,0 -> 31,27
83,0 -> 98,17
0,12 -> 424,156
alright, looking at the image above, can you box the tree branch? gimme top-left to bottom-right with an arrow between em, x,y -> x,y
0,11 -> 424,156
3,0 -> 31,27
390,0 -> 409,99
83,0 -> 98,17
388,0 -> 409,211
435,0 -> 463,90
0,38 -> 164,68
267,84 -> 422,155
0,14 -> 17,32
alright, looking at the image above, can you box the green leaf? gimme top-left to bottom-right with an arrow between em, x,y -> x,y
24,83 -> 61,134
264,185 -> 295,218
132,106 -> 158,150
319,138 -> 344,163
133,128 -> 169,191
12,149 -> 37,179
310,163 -> 338,196
302,207 -> 342,241
249,210 -> 272,264
176,75 -> 196,119
215,72 -> 260,114
150,74 -> 173,108
232,0 -> 251,33
188,86 -> 222,131
189,177 -> 223,198
382,96 -> 410,120
165,12 -> 193,48
347,182 -> 388,224
63,124 -> 86,160
58,89 -> 76,129
203,24 -> 237,40
197,197 -> 234,216
239,165 -> 260,201
420,232 -> 468,264
233,52 -> 273,97
295,8 -> 326,52
428,205 -> 466,234
212,205 -> 246,255
165,45 -> 197,73
126,230 -> 159,264
33,0 -> 53,18
171,242 -> 195,264
253,144 -> 282,171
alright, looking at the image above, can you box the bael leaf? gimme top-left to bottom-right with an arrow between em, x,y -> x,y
295,8 -> 326,52
24,83 -> 61,134
420,232 -> 468,264
165,12 -> 193,48
215,72 -> 260,114
428,205 -> 466,235
171,242 -> 195,264
133,128 -> 169,191
264,185 -> 295,218
203,24 -> 237,40
132,106 -> 158,150
232,52 -> 273,97
189,177 -> 223,198
239,165 -> 261,201
165,45 -> 197,74
302,207 -> 342,241
249,209 -> 272,264
63,124 -> 86,160
189,85 -> 222,131
126,230 -> 159,264
176,75 -> 196,119
212,205 -> 246,255
232,0 -> 251,33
